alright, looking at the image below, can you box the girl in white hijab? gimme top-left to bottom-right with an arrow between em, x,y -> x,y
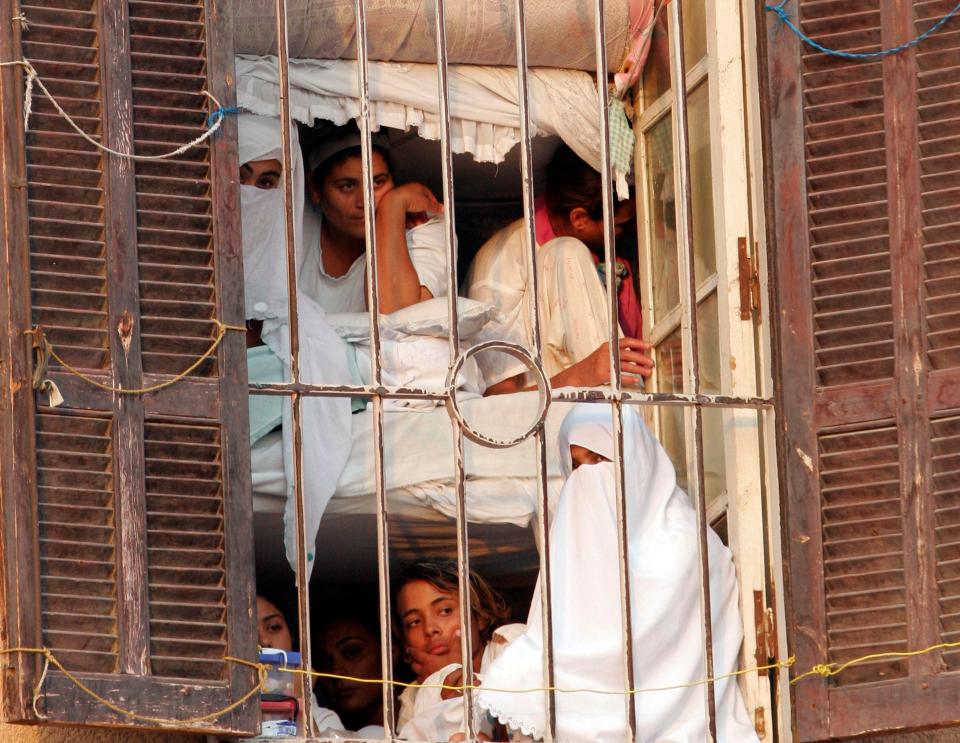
238,113 -> 353,580
477,403 -> 759,742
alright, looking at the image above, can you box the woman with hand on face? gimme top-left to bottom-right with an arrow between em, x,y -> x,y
393,559 -> 522,742
314,600 -> 391,739
300,121 -> 447,316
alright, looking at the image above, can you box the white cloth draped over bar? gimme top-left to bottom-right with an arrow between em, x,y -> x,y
477,404 -> 760,742
235,56 -> 630,194
238,113 -> 354,579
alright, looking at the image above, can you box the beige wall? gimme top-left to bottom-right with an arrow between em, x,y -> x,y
0,722 -> 204,743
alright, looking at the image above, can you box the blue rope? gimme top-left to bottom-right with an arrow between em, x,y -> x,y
765,0 -> 960,59
207,106 -> 240,127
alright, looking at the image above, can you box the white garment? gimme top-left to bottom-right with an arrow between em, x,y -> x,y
398,624 -> 525,741
477,405 -> 759,743
312,702 -> 346,736
465,220 -> 613,386
299,208 -> 449,313
239,113 -> 353,578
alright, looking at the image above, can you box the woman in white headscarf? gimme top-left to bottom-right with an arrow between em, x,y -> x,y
477,404 -> 759,742
238,113 -> 353,580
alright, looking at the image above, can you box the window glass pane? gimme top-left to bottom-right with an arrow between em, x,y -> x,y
697,292 -> 726,507
697,291 -> 720,394
641,12 -> 671,105
688,82 -> 716,286
646,113 -> 679,319
655,326 -> 686,489
682,0 -> 708,67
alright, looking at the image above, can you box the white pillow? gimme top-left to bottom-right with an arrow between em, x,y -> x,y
326,297 -> 496,342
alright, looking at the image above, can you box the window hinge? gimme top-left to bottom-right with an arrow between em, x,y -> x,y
754,706 -> 767,739
753,589 -> 778,672
738,237 -> 761,320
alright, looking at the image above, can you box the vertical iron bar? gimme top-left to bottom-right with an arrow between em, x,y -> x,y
431,0 -> 477,736
511,0 -> 556,738
433,0 -> 460,356
272,0 -> 313,733
352,1 -> 396,735
669,0 -> 717,736
354,0 -> 384,386
593,0 -> 636,736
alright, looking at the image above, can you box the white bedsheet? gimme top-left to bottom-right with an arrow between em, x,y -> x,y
236,56 -> 610,187
251,391 -> 574,527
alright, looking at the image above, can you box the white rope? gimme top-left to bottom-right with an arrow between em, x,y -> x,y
0,59 -> 232,159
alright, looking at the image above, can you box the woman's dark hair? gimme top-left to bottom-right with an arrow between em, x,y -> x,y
544,144 -> 605,222
312,591 -> 381,641
392,558 -> 510,645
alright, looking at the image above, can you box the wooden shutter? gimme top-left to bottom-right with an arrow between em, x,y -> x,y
0,0 -> 257,733
762,0 -> 960,739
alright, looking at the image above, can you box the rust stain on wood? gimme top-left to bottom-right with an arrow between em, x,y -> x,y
117,311 -> 133,361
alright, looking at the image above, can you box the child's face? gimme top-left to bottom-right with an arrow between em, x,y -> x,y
396,579 -> 483,682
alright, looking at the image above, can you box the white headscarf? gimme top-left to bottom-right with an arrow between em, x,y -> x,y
239,113 -> 353,579
238,113 -> 306,321
477,404 -> 759,743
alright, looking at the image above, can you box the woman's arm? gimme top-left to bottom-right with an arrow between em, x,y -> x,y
372,183 -> 442,313
484,337 -> 654,395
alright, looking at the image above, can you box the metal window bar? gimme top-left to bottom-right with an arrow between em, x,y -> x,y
352,0 -> 398,737
510,0 -> 558,738
244,0 -> 778,741
271,0 -> 314,732
592,0 -> 637,736
668,0 -> 718,737
429,0 -> 479,737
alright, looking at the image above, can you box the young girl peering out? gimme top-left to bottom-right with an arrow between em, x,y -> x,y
394,559 -> 523,741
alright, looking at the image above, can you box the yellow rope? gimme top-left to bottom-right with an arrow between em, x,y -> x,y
1,647 -> 266,726
24,321 -> 245,396
0,640 -> 955,726
227,656 -> 796,697
789,640 -> 960,684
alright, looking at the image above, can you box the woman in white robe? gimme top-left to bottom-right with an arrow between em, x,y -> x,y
238,113 -> 353,578
477,404 -> 759,742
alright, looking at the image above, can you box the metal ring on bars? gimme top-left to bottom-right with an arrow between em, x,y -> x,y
445,340 -> 551,448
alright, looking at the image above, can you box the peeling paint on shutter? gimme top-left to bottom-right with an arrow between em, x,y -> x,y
917,1 -> 960,372
23,0 -> 109,371
763,0 -> 960,738
37,411 -> 118,674
144,421 -> 227,681
0,0 -> 255,733
933,411 -> 960,670
130,0 -> 218,379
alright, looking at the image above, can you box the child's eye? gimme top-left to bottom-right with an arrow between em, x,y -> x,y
405,618 -> 420,629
